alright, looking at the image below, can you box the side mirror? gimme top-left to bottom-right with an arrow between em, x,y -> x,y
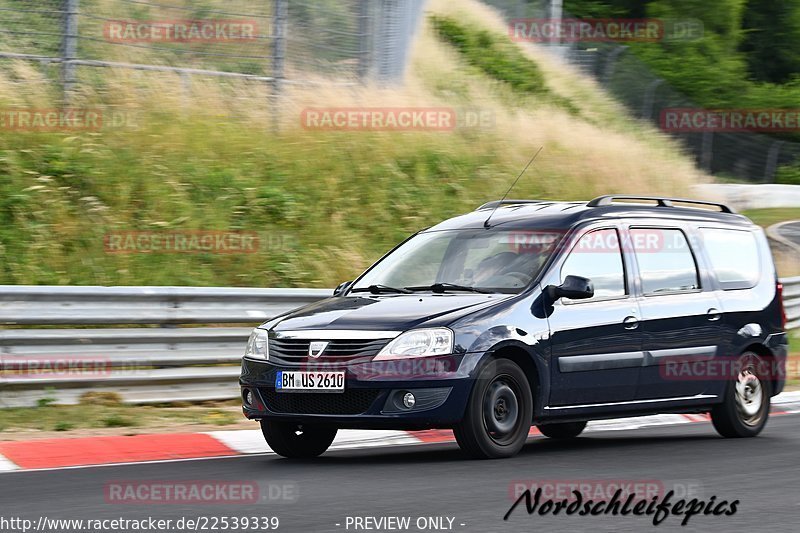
546,275 -> 594,302
333,280 -> 354,297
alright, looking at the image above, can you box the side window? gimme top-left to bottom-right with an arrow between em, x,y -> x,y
698,228 -> 760,289
560,228 -> 626,300
630,228 -> 699,295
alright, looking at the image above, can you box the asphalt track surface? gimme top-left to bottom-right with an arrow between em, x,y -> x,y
1,413 -> 799,533
776,221 -> 800,248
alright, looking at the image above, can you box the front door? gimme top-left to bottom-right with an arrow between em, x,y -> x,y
545,227 -> 643,407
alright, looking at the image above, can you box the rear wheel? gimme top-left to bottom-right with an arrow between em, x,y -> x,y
260,420 -> 337,458
454,359 -> 533,459
537,421 -> 587,439
711,351 -> 771,438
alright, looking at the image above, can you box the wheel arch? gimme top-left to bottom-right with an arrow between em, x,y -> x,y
741,342 -> 779,397
481,342 -> 546,419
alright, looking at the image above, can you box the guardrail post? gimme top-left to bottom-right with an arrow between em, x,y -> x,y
701,131 -> 714,172
357,0 -> 371,83
62,0 -> 79,103
602,46 -> 626,85
549,0 -> 563,55
271,0 -> 288,132
641,79 -> 664,121
764,141 -> 783,183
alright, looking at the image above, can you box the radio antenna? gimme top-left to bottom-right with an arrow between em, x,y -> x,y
484,146 -> 543,228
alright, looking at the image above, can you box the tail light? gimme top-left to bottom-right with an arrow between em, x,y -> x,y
777,282 -> 787,329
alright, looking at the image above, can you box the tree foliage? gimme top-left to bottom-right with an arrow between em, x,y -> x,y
566,0 -> 800,140
740,0 -> 800,83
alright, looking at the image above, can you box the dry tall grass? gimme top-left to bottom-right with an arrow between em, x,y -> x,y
0,0 -> 716,286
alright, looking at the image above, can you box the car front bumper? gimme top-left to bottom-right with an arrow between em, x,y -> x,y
239,354 -> 479,430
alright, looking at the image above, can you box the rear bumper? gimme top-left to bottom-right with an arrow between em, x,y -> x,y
766,332 -> 790,396
239,355 -> 475,430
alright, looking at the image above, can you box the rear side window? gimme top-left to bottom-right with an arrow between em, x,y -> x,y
630,228 -> 699,295
560,228 -> 626,300
699,228 -> 760,289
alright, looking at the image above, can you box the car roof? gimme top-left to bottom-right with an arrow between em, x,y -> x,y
428,196 -> 755,231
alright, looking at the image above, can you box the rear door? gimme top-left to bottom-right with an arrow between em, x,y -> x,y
695,226 -> 773,399
628,224 -> 724,400
545,225 -> 643,407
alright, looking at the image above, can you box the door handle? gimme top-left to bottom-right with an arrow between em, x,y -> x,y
623,316 -> 639,330
707,308 -> 721,321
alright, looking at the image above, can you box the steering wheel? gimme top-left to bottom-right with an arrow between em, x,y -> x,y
505,272 -> 532,285
486,272 -> 531,288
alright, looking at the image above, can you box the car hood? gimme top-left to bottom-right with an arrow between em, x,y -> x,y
270,293 -> 512,333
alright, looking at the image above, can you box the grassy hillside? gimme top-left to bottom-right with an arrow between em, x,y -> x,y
0,0 -> 709,288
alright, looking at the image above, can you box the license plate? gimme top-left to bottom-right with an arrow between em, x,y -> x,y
275,371 -> 345,392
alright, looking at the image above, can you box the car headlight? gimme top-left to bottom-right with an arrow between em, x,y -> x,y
244,328 -> 269,360
374,328 -> 453,360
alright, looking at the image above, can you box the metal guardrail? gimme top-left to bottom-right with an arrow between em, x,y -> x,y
0,281 -> 797,408
0,286 -> 330,325
784,276 -> 800,330
0,286 -> 330,407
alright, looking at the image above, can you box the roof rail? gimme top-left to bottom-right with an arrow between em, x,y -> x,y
587,195 -> 735,214
476,199 -> 547,211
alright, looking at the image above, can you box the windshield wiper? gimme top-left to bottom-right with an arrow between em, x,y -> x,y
405,283 -> 491,294
350,284 -> 413,294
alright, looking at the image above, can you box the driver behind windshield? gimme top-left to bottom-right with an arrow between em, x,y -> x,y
470,250 -> 543,289
349,229 -> 558,294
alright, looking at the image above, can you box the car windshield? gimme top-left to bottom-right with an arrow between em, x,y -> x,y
350,228 -> 560,294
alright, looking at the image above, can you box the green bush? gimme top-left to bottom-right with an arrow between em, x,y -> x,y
430,16 -> 547,95
775,164 -> 800,185
54,421 -> 74,432
430,15 -> 579,114
102,415 -> 135,428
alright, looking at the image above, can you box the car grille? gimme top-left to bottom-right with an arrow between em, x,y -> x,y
268,338 -> 390,364
260,388 -> 382,415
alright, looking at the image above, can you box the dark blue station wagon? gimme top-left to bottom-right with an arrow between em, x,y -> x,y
240,196 -> 788,459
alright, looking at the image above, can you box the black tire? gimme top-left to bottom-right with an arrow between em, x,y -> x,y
454,359 -> 533,459
537,421 -> 587,439
711,351 -> 771,438
260,420 -> 337,458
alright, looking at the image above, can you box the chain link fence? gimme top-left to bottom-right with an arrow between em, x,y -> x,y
483,0 -> 800,183
0,0 -> 425,116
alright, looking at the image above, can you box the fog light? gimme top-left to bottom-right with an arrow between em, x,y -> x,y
403,392 -> 416,409
243,389 -> 253,407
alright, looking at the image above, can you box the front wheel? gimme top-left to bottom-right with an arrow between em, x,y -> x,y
260,420 -> 337,458
537,421 -> 587,439
710,351 -> 771,438
454,359 -> 533,459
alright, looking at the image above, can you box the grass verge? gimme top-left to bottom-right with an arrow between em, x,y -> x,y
741,208 -> 800,228
0,400 -> 245,438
